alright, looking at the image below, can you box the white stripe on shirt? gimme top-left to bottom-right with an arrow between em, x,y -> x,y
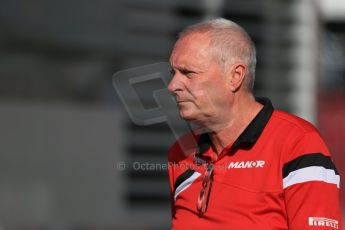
283,166 -> 340,189
174,171 -> 201,201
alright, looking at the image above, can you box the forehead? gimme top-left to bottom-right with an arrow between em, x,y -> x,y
170,33 -> 213,68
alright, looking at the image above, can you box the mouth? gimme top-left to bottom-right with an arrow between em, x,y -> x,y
175,97 -> 191,104
175,98 -> 188,103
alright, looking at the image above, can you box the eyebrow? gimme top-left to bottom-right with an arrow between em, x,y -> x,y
172,67 -> 199,76
170,60 -> 207,74
179,66 -> 193,72
171,64 -> 196,72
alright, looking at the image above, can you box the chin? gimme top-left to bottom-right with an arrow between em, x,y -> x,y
179,111 -> 211,129
179,111 -> 195,121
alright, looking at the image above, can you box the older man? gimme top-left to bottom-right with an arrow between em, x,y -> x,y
167,18 -> 341,230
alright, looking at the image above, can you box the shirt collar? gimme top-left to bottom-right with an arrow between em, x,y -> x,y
195,97 -> 274,156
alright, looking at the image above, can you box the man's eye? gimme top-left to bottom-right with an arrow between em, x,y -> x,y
181,70 -> 195,77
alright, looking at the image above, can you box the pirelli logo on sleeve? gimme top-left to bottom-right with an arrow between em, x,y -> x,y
309,217 -> 339,229
282,153 -> 340,189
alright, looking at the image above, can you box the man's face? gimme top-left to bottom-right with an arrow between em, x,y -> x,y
168,33 -> 232,124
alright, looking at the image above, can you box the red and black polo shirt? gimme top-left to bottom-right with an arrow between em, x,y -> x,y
168,98 -> 342,230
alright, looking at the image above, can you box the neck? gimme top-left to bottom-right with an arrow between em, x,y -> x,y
207,94 -> 263,154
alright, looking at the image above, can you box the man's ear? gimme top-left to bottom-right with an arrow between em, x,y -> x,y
229,63 -> 246,92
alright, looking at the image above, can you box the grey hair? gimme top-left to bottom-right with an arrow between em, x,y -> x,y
178,18 -> 257,91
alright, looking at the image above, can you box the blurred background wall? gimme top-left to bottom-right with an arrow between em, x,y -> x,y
0,0 -> 344,229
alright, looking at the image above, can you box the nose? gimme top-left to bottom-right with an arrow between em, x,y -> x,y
168,72 -> 183,93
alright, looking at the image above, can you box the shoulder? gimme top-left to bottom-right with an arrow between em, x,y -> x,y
270,110 -> 330,162
271,110 -> 319,134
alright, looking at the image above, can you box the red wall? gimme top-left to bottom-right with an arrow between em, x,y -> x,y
318,91 -> 345,222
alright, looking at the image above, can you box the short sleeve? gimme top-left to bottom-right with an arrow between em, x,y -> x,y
282,131 -> 342,230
